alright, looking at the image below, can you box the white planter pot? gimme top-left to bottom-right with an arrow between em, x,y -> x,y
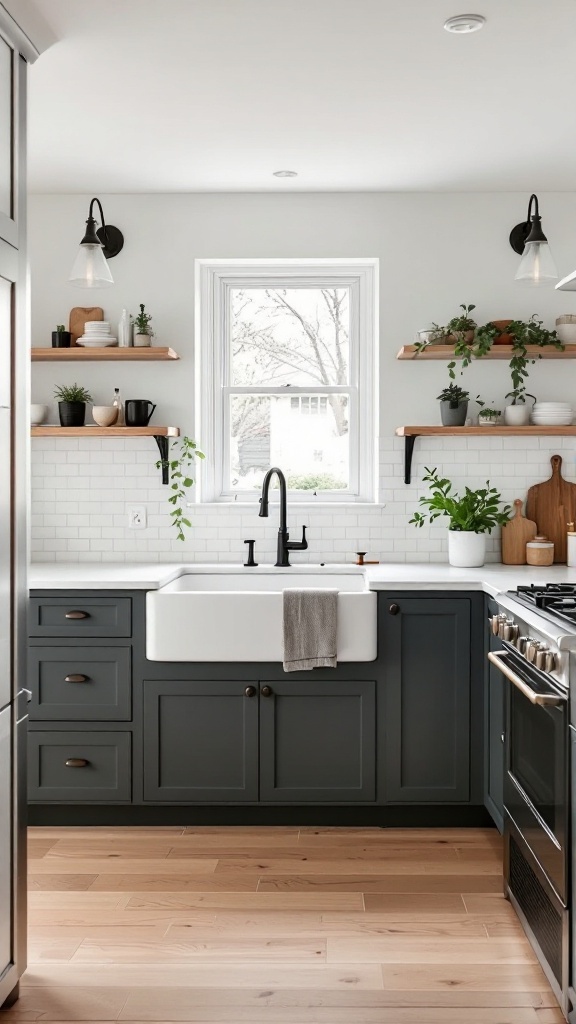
448,530 -> 486,568
504,404 -> 531,426
134,332 -> 152,348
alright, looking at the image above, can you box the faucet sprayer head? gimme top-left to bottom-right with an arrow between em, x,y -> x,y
258,496 -> 269,518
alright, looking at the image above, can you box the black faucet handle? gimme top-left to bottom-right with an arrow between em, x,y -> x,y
244,539 -> 258,567
286,525 -> 308,552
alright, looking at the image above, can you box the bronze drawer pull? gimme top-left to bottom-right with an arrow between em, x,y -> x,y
64,674 -> 89,683
244,686 -> 256,698
261,685 -> 273,698
65,758 -> 89,768
65,611 -> 89,620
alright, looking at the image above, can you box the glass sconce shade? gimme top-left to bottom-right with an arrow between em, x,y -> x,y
515,240 -> 558,285
69,242 -> 114,288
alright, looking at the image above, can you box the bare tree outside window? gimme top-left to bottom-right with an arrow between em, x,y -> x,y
229,288 -> 350,491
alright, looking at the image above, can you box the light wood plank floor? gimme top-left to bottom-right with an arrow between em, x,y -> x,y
0,825 -> 564,1023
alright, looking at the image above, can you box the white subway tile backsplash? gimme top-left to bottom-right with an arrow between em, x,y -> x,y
30,436 -> 576,564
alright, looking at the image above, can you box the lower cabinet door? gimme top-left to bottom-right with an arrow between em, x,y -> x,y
259,680 -> 376,803
143,680 -> 259,802
382,596 -> 471,802
28,731 -> 131,802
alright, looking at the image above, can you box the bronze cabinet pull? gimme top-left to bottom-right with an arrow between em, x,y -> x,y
65,758 -> 89,768
388,603 -> 400,615
261,685 -> 273,698
64,674 -> 89,683
244,686 -> 256,698
65,610 -> 89,620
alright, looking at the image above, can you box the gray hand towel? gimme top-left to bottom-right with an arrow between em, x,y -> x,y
283,588 -> 338,672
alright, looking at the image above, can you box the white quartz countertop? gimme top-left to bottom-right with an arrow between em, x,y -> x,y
28,561 -> 576,598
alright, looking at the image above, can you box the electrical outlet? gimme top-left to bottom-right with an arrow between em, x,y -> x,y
127,505 -> 147,529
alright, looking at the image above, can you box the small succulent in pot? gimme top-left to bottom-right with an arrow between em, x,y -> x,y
437,383 -> 470,426
478,405 -> 502,426
131,304 -> 154,347
52,324 -> 71,348
53,383 -> 93,427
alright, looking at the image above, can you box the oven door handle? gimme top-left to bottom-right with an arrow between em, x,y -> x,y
488,651 -> 566,706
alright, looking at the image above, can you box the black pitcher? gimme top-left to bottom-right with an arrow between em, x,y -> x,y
125,400 -> 156,427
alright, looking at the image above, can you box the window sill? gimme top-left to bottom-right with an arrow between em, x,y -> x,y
192,501 -> 385,510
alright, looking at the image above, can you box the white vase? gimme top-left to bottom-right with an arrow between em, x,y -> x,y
448,530 -> 486,568
504,403 -> 530,426
134,332 -> 151,348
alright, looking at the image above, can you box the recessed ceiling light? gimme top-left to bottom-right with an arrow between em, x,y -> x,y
273,170 -> 298,178
444,14 -> 486,33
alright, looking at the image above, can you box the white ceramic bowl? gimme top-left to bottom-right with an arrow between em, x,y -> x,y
92,405 -> 119,427
30,403 -> 48,425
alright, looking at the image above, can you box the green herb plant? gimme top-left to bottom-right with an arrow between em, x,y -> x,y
410,467 -> 511,534
53,383 -> 92,403
55,324 -> 66,334
131,303 -> 154,336
437,383 -> 469,407
156,436 -> 205,541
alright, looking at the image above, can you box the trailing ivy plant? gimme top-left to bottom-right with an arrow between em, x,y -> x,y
410,467 -> 511,534
505,315 -> 564,402
156,436 -> 205,541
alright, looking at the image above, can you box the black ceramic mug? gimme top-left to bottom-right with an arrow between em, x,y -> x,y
125,400 -> 156,427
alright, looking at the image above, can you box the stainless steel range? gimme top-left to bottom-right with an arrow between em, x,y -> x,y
491,583 -> 576,1020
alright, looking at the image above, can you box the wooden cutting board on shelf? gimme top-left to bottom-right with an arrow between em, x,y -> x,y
501,499 -> 537,565
69,306 -> 103,346
526,454 -> 576,563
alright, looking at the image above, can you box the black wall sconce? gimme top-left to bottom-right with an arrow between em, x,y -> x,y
69,197 -> 124,288
509,193 -> 557,286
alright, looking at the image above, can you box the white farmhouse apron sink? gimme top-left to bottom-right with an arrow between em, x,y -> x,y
146,567 -> 377,662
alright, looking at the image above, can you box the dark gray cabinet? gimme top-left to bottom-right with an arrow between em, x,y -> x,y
484,599 -> 504,831
143,680 -> 259,802
29,596 -> 131,638
28,731 -> 131,802
259,680 -> 376,802
381,595 -> 472,802
28,646 -> 132,721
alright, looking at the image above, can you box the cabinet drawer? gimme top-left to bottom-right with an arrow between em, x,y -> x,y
28,731 -> 131,802
29,597 -> 131,638
28,647 -> 132,721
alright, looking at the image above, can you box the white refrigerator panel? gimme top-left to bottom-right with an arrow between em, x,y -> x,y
0,406 -> 10,712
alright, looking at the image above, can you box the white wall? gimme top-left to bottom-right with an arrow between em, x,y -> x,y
29,192 -> 576,563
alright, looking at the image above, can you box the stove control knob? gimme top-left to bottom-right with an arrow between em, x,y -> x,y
516,636 -> 530,654
492,614 -> 504,636
503,622 -> 519,643
510,624 -> 520,642
498,617 -> 512,639
526,640 -> 540,663
535,647 -> 549,671
545,651 -> 557,673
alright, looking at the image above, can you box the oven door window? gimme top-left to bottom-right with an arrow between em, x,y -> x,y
509,685 -> 564,835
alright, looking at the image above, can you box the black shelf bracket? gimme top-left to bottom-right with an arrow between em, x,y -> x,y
403,434 -> 418,484
153,435 -> 171,485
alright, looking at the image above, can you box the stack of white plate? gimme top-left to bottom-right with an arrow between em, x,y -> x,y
77,321 -> 117,347
531,402 -> 573,426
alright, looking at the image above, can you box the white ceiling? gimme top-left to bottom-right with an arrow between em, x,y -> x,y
27,0 -> 576,193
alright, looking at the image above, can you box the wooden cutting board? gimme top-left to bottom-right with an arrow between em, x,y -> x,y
69,306 -> 103,346
501,499 -> 537,565
526,454 -> 576,563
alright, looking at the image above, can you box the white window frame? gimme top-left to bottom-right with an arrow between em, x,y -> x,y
195,258 -> 378,504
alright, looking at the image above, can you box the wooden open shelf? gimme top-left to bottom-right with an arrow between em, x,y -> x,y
31,426 -> 180,483
395,425 -> 576,484
31,346 -> 179,361
397,344 -> 575,361
31,426 -> 179,438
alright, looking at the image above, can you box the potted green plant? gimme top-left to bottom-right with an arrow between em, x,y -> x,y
156,436 -> 205,540
477,405 -> 501,426
410,467 -> 511,567
53,383 -> 93,427
503,315 -> 563,424
415,303 -> 477,354
131,304 -> 154,348
437,383 -> 471,426
51,324 -> 71,349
